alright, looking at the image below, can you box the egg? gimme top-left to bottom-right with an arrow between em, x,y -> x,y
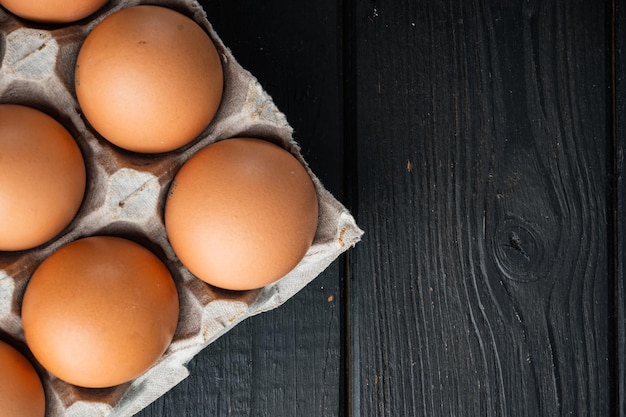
165,138 -> 319,291
0,339 -> 45,417
0,0 -> 109,24
75,5 -> 224,154
21,236 -> 179,388
0,104 -> 86,251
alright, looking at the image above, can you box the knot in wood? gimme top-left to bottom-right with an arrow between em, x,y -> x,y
492,217 -> 545,283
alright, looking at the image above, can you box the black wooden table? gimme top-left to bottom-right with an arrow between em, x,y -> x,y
138,1 -> 625,416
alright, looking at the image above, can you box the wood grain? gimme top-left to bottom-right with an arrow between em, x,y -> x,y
350,1 -> 611,415
136,1 -> 345,416
614,1 -> 625,416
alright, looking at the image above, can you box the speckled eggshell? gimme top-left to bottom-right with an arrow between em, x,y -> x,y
75,5 -> 223,154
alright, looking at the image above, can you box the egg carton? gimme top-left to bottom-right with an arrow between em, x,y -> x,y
0,0 -> 363,416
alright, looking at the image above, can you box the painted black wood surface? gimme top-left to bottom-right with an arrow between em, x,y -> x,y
349,0 -> 611,416
139,1 -> 621,416
615,1 -> 625,417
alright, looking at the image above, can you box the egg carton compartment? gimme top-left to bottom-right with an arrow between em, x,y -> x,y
0,1 -> 363,416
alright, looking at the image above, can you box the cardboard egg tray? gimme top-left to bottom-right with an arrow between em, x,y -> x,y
0,0 -> 363,415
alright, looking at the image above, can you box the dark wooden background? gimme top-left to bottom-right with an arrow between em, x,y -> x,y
138,1 -> 624,416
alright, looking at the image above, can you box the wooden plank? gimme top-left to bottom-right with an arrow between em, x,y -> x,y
614,1 -> 625,415
137,1 -> 345,416
350,1 -> 612,415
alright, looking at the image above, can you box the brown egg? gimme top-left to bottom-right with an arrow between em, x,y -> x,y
0,104 -> 86,252
0,340 -> 46,417
21,236 -> 179,388
165,138 -> 319,291
75,5 -> 224,154
0,0 -> 108,24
